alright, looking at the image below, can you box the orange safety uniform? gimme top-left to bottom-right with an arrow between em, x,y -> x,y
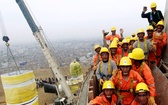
112,70 -> 144,105
144,36 -> 156,63
118,49 -> 131,57
152,31 -> 167,65
109,53 -> 121,66
89,94 -> 117,105
93,54 -> 102,66
106,34 -> 120,41
132,62 -> 156,97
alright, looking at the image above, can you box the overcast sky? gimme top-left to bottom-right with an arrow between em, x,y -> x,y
0,0 -> 166,44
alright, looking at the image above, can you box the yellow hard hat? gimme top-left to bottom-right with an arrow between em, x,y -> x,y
119,57 -> 132,66
135,82 -> 149,93
111,26 -> 116,31
157,20 -> 164,26
137,28 -> 145,34
146,25 -> 154,31
150,2 -> 157,8
130,37 -> 136,41
132,48 -> 145,60
94,44 -> 101,50
113,37 -> 119,42
132,33 -> 136,37
126,36 -> 131,40
109,41 -> 117,49
102,81 -> 115,90
128,53 -> 133,59
100,47 -> 109,54
122,39 -> 129,45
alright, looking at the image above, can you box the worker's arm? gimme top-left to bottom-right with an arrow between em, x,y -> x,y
102,30 -> 109,47
141,6 -> 149,18
143,64 -> 156,96
160,33 -> 167,48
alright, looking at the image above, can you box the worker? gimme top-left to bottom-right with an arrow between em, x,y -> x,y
133,28 -> 154,63
131,82 -> 156,105
109,40 -> 121,66
118,38 -> 131,57
141,2 -> 164,28
93,44 -> 102,71
131,48 -> 156,105
153,20 -> 167,66
102,27 -> 123,44
88,81 -> 117,105
145,25 -> 156,69
96,47 -> 117,92
112,57 -> 144,105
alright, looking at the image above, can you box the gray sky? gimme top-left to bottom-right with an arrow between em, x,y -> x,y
0,0 -> 166,44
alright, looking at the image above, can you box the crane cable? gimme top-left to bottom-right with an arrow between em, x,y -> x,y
0,10 -> 20,74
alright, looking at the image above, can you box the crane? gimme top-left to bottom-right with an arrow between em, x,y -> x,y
15,0 -> 74,104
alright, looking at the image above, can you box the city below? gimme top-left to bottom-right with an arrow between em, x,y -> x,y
0,38 -> 102,74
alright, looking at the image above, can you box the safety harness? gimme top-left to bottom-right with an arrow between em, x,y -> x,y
150,11 -> 161,26
117,72 -> 134,99
99,60 -> 112,80
137,40 -> 148,60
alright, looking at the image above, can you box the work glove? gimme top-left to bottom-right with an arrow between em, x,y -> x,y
99,78 -> 104,85
112,69 -> 119,77
148,96 -> 157,105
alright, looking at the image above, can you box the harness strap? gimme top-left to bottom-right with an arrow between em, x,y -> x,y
117,72 -> 134,98
100,60 -> 111,77
137,40 -> 148,60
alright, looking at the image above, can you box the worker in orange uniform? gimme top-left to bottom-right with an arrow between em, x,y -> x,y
141,2 -> 164,28
102,27 -> 123,44
153,20 -> 167,66
109,40 -> 121,67
88,81 -> 117,105
145,25 -> 156,69
133,28 -> 155,64
112,57 -> 144,105
93,44 -> 102,71
131,82 -> 157,105
131,48 -> 156,105
118,38 -> 131,57
96,47 -> 117,92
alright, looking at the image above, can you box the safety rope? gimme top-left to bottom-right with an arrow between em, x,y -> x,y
6,42 -> 20,74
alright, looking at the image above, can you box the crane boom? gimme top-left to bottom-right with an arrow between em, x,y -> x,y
15,0 -> 74,103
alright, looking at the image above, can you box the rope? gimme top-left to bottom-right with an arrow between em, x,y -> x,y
6,43 -> 21,74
